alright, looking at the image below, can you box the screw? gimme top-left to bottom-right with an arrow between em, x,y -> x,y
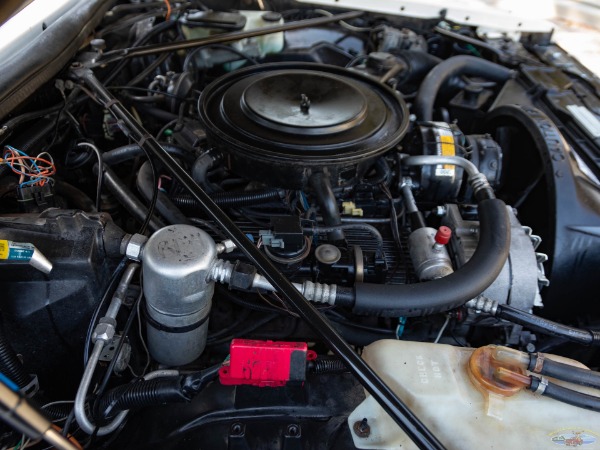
526,342 -> 536,353
353,418 -> 371,438
287,424 -> 300,437
230,423 -> 244,436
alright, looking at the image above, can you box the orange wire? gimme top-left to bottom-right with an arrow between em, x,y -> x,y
164,0 -> 172,21
2,153 -> 56,186
50,424 -> 83,450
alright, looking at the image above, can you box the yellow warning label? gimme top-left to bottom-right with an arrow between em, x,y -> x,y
0,240 -> 8,260
440,135 -> 455,170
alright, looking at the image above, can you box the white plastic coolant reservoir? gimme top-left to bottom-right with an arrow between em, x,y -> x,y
348,340 -> 600,449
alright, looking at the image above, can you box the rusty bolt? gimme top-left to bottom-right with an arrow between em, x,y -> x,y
353,418 -> 371,438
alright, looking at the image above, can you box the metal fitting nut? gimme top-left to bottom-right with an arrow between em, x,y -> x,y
217,239 -> 236,254
124,233 -> 148,261
92,322 -> 115,343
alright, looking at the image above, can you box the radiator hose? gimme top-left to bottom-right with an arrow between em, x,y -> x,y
414,55 -> 515,121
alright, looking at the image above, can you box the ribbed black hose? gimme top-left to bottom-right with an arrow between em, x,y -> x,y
497,304 -> 600,346
171,189 -> 282,209
96,366 -> 220,420
414,55 -> 514,121
96,377 -> 189,421
529,354 -> 600,389
0,321 -> 31,389
40,402 -> 74,421
350,199 -> 510,317
309,357 -> 347,374
530,377 -> 600,413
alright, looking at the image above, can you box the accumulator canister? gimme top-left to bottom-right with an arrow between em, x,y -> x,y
142,225 -> 217,366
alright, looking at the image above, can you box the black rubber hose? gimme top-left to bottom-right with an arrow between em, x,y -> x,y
191,150 -> 222,192
529,354 -> 600,389
310,172 -> 344,241
414,55 -> 515,121
530,377 -> 600,413
94,163 -> 165,232
395,51 -> 442,87
497,304 -> 600,346
101,143 -> 190,166
137,161 -> 190,225
0,321 -> 31,389
351,199 -> 510,317
171,189 -> 282,209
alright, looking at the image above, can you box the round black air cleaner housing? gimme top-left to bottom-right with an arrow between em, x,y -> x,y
198,63 -> 409,188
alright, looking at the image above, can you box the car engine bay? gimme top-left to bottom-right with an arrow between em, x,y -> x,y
0,1 -> 600,449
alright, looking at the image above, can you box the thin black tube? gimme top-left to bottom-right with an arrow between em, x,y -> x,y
414,55 -> 514,121
530,355 -> 600,389
497,304 -> 600,346
92,12 -> 364,67
74,67 -> 446,450
530,378 -> 600,413
137,161 -> 190,225
352,199 -> 510,317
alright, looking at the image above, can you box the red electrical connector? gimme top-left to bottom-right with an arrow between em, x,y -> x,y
219,339 -> 317,387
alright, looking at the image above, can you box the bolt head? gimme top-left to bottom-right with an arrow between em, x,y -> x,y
92,322 -> 115,343
125,233 -> 147,261
353,419 -> 371,438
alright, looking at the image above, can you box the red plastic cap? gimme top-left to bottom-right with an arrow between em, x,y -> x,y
435,226 -> 452,245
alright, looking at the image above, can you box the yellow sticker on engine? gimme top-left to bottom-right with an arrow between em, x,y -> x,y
440,135 -> 455,154
0,240 -> 8,260
440,135 -> 455,170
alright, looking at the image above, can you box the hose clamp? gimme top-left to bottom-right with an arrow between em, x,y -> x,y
532,376 -> 548,395
533,353 -> 545,373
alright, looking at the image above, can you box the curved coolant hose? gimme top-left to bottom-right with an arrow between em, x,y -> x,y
348,155 -> 509,317
351,198 -> 509,316
414,55 -> 514,121
529,377 -> 600,413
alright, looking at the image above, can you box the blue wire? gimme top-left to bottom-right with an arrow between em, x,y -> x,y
0,372 -> 19,392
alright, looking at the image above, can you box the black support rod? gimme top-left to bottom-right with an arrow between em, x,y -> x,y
90,11 -> 364,67
72,66 -> 446,450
